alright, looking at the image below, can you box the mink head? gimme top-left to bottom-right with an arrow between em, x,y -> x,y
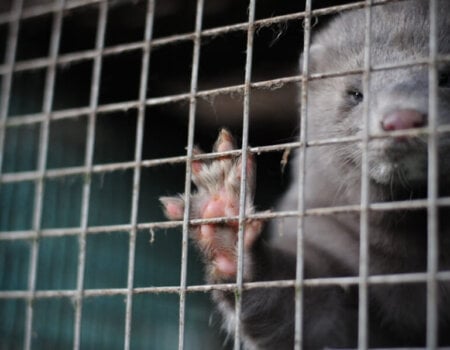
304,0 -> 450,199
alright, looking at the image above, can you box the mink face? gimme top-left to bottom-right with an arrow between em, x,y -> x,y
306,0 -> 450,200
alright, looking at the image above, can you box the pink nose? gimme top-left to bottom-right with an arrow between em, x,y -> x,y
381,109 -> 426,131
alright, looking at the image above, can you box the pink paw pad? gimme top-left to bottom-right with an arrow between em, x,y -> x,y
203,198 -> 227,219
214,254 -> 237,276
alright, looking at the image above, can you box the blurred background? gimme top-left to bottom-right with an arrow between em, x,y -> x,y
0,0 -> 355,348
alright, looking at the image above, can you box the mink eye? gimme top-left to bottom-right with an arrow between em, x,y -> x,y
438,71 -> 450,88
346,89 -> 364,104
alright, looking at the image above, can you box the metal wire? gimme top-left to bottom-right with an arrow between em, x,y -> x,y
427,0 -> 439,348
177,0 -> 204,348
1,196 -> 450,241
2,56 -> 450,131
357,1 -> 373,349
1,271 -> 450,300
294,0 -> 312,348
1,124 -> 450,185
24,1 -> 64,349
123,1 -> 155,349
0,0 -> 22,183
0,0 -> 409,44
72,2 -> 107,349
233,0 -> 256,348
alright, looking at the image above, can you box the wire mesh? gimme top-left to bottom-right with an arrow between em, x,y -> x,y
0,0 -> 449,349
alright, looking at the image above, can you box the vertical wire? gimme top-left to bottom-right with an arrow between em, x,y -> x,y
123,1 -> 155,349
72,2 -> 108,349
0,0 -> 22,173
177,0 -> 204,348
234,0 -> 256,349
426,0 -> 439,348
23,1 -> 65,349
358,1 -> 373,349
294,1 -> 312,349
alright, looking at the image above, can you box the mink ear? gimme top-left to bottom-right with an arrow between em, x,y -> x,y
159,196 -> 185,220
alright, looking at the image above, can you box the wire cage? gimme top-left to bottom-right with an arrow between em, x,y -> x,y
0,0 -> 449,349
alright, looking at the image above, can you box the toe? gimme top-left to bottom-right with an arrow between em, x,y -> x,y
213,128 -> 236,153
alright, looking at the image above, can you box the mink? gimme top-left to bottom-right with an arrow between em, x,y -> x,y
161,1 -> 450,348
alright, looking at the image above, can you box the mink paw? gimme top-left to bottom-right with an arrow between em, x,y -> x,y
160,129 -> 263,280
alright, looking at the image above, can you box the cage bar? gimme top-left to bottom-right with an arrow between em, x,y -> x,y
427,0 -> 439,348
0,0 -> 22,181
0,0 -> 411,44
1,197 -> 450,243
72,2 -> 108,349
123,1 -> 155,350
294,0 -> 312,348
357,1 -> 373,349
23,1 -> 65,349
2,123 -> 450,186
177,0 -> 205,349
2,54 -> 449,132
2,270 -> 450,301
232,0 -> 257,348
1,124 -> 450,186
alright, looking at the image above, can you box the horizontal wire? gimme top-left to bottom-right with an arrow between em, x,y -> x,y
1,123 -> 450,183
1,197 -> 450,241
0,0 -> 409,28
1,54 -> 449,129
1,271 -> 450,300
